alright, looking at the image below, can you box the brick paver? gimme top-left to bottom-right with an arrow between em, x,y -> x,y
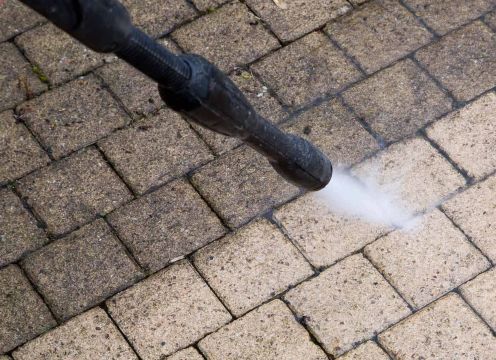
108,179 -> 226,272
107,260 -> 231,360
342,58 -> 453,143
339,341 -> 389,360
21,219 -> 142,321
0,265 -> 56,354
379,294 -> 496,359
17,75 -> 129,159
0,0 -> 43,42
12,308 -> 138,360
325,0 -> 433,74
486,10 -> 496,29
167,347 -> 203,360
191,0 -> 228,12
415,21 -> 496,101
199,300 -> 328,360
427,92 -> 496,180
285,255 -> 410,356
16,147 -> 132,236
193,219 -> 313,316
252,31 -> 361,108
0,110 -> 49,184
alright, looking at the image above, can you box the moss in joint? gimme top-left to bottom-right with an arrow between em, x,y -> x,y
32,65 -> 49,84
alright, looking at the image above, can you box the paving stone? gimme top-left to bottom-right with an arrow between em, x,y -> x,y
17,147 -> 132,236
274,193 -> 389,268
325,0 -> 433,74
486,10 -> 496,29
167,347 -> 203,360
108,179 -> 226,272
460,268 -> 496,331
379,293 -> 496,359
0,110 -> 49,184
245,0 -> 351,42
107,260 -> 231,360
193,219 -> 313,316
192,70 -> 287,155
285,254 -> 410,356
0,265 -> 56,354
122,0 -> 196,37
0,43 -> 47,112
21,219 -> 143,321
17,75 -> 129,159
426,92 -> 496,180
12,308 -> 138,360
199,300 -> 328,360
191,0 -> 228,12
442,175 -> 496,262
364,209 -> 490,309
285,98 -> 379,166
352,137 -> 465,214
349,0 -> 370,5
173,2 -> 280,73
252,32 -> 362,108
191,145 -> 299,228
0,189 -> 47,267
0,0 -> 43,42
404,0 -> 495,35
415,21 -> 496,101
0,356 -> 11,360
339,341 -> 389,360
15,23 -> 105,85
99,109 -> 212,195
342,59 -> 453,143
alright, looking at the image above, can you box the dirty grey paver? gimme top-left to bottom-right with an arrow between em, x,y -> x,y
349,0 -> 370,4
0,189 -> 47,267
15,23 -> 106,86
107,260 -> 231,360
21,219 -> 143,321
16,147 -> 132,236
426,92 -> 496,180
404,0 -> 495,35
460,268 -> 496,331
442,175 -> 496,262
285,254 -> 410,356
0,265 -> 56,354
245,0 -> 351,42
191,0 -> 228,12
17,75 -> 129,159
0,43 -> 47,112
99,109 -> 212,194
193,219 -> 313,316
339,341 -> 390,360
379,294 -> 496,359
415,21 -> 496,102
486,10 -> 496,29
173,1 -> 280,73
108,179 -> 226,272
199,300 -> 328,360
352,137 -> 465,213
0,110 -> 49,184
275,192 -> 389,268
0,0 -> 43,42
342,58 -> 453,143
252,31 -> 362,108
167,348 -> 203,360
191,145 -> 299,228
364,209 -> 490,309
325,0 -> 433,74
0,356 -> 11,360
12,308 -> 138,360
286,98 -> 379,166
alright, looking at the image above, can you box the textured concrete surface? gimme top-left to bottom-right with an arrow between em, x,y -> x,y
166,347 -> 203,360
0,0 -> 43,42
339,341 -> 389,360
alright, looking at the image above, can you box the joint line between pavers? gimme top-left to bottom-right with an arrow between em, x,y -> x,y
193,343 -> 208,360
371,336 -> 395,360
10,184 -> 49,236
1,20 -> 47,44
454,287 -> 496,337
323,30 -> 368,76
241,1 -> 285,47
397,0 -> 441,38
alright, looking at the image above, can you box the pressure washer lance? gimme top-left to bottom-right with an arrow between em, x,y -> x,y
20,0 -> 333,191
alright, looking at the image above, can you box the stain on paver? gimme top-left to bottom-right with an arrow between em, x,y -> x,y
339,341 -> 390,360
0,0 -> 43,42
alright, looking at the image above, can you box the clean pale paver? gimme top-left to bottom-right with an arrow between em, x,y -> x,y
199,300 -> 327,360
275,192 -> 389,268
379,294 -> 496,359
352,137 -> 465,214
365,209 -> 490,309
460,268 -> 496,331
285,255 -> 410,356
326,0 -> 432,74
193,219 -> 313,316
0,0 -> 43,42
107,260 -> 231,360
21,219 -> 143,321
12,308 -> 138,360
443,175 -> 496,262
339,341 -> 390,360
167,347 -> 203,360
427,92 -> 496,180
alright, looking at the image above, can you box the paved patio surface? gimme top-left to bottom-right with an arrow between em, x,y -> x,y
1,0 -> 495,359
